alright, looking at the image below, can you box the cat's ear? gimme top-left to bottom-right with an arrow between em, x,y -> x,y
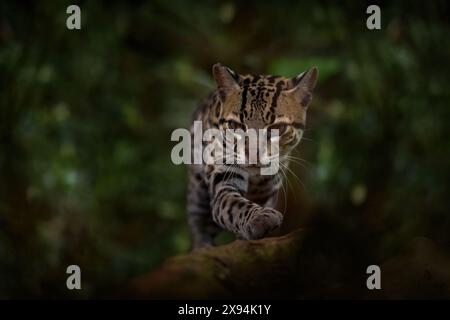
292,67 -> 318,92
287,67 -> 318,106
212,63 -> 240,92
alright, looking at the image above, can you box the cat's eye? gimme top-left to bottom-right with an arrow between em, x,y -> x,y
226,120 -> 246,131
268,124 -> 289,137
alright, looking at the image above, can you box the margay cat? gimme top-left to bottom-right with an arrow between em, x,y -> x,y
187,63 -> 318,249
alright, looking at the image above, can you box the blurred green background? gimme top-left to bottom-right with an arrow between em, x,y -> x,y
1,0 -> 449,298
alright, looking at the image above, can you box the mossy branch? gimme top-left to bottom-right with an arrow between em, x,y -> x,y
119,228 -> 450,299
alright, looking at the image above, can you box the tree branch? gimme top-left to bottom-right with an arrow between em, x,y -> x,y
119,228 -> 450,299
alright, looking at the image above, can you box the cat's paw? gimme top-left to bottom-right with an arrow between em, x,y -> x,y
245,207 -> 283,240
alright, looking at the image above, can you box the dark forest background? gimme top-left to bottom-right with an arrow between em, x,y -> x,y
1,0 -> 450,298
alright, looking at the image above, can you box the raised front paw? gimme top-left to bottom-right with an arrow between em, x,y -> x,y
245,207 -> 283,240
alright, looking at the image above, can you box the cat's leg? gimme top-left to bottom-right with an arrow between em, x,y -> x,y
208,166 -> 283,240
187,165 -> 220,250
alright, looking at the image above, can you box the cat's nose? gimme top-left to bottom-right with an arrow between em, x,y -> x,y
245,146 -> 258,164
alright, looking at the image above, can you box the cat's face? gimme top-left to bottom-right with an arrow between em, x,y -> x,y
213,63 -> 318,166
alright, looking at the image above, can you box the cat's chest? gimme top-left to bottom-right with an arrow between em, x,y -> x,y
245,174 -> 280,196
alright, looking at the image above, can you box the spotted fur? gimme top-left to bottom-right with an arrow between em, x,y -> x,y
187,63 -> 318,249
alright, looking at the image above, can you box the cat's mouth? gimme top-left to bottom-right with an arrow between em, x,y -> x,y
240,163 -> 272,170
240,165 -> 262,174
245,164 -> 261,168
